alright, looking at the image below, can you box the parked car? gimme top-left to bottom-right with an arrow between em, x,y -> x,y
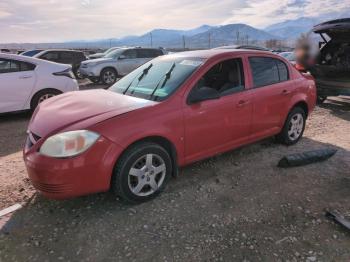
279,52 -> 296,64
34,49 -> 87,79
79,47 -> 165,85
214,45 -> 271,52
24,49 -> 316,203
310,18 -> 350,103
88,47 -> 121,59
21,49 -> 44,57
0,53 -> 78,114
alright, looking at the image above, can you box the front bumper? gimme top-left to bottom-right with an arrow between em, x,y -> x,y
79,66 -> 100,78
23,133 -> 123,199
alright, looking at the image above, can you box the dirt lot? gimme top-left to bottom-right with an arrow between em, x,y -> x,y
0,87 -> 349,261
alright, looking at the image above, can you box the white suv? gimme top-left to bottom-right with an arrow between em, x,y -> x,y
79,47 -> 165,85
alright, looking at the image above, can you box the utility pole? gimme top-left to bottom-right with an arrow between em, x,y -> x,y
150,32 -> 153,47
182,35 -> 186,50
208,32 -> 211,49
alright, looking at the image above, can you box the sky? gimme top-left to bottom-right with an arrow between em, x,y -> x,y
0,0 -> 349,43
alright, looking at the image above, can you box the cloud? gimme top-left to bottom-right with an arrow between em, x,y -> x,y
0,0 -> 348,43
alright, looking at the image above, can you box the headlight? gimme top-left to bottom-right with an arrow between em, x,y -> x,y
40,130 -> 100,158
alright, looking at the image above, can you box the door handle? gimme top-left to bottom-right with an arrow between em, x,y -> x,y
281,89 -> 291,95
19,75 -> 32,79
237,100 -> 249,108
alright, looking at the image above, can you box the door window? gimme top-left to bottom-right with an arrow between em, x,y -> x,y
41,51 -> 59,61
123,49 -> 137,59
0,59 -> 20,73
192,58 -> 245,97
249,57 -> 289,88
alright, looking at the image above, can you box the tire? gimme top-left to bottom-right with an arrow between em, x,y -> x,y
277,107 -> 306,145
88,77 -> 100,84
30,89 -> 61,111
317,95 -> 327,104
112,142 -> 173,204
101,68 -> 117,85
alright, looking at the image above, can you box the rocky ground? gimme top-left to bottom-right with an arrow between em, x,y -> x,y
0,88 -> 349,261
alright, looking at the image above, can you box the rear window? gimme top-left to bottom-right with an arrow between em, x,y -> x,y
249,57 -> 289,87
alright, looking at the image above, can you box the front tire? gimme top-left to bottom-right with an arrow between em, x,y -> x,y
101,68 -> 117,85
277,107 -> 306,145
112,142 -> 172,204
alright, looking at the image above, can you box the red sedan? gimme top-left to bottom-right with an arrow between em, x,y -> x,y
23,49 -> 316,203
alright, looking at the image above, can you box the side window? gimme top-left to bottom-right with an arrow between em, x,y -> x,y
41,51 -> 59,61
0,59 -> 20,73
249,57 -> 279,87
249,57 -> 290,88
20,62 -> 36,71
59,52 -> 73,63
276,60 -> 289,81
137,49 -> 151,58
194,58 -> 245,96
123,49 -> 137,59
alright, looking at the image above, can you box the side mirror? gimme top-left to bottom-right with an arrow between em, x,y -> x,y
118,55 -> 126,60
188,87 -> 220,104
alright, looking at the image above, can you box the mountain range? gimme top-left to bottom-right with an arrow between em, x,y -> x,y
1,13 -> 348,50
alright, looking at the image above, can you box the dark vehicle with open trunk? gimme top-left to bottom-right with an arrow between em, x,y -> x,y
311,18 -> 350,103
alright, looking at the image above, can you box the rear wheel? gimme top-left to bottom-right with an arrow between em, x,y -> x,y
30,89 -> 61,111
112,142 -> 172,204
277,107 -> 306,145
101,68 -> 117,85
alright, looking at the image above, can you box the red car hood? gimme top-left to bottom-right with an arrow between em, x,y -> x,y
29,89 -> 156,138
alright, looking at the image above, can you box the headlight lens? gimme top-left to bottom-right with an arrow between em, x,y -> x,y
40,130 -> 100,158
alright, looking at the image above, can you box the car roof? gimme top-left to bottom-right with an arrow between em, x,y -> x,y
167,49 -> 275,59
0,53 -> 71,68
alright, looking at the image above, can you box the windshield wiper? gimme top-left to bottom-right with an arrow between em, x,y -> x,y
149,62 -> 176,99
123,63 -> 153,94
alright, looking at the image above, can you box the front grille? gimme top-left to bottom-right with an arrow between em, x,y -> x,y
32,181 -> 72,194
26,132 -> 41,149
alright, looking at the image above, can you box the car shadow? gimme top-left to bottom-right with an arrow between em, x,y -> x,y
319,96 -> 350,121
1,136 -> 349,260
0,111 -> 31,157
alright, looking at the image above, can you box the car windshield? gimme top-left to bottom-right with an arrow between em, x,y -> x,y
104,48 -> 118,55
109,56 -> 204,101
104,49 -> 125,59
21,50 -> 43,57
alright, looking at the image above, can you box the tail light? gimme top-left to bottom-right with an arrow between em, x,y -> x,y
53,68 -> 75,79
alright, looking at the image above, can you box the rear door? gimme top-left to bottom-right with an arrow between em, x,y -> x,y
40,51 -> 60,63
0,59 -> 36,113
248,56 -> 293,137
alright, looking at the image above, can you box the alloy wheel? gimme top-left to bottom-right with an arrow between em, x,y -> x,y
288,113 -> 304,141
38,93 -> 55,104
128,153 -> 166,197
103,70 -> 116,84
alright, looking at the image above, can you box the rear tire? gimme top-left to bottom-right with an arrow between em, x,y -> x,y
30,89 -> 61,111
101,68 -> 118,85
112,142 -> 172,204
277,107 -> 306,145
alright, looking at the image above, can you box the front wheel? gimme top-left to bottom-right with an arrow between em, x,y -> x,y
112,142 -> 172,204
277,107 -> 306,145
101,68 -> 117,85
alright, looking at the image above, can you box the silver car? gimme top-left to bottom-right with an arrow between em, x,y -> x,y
79,47 -> 165,84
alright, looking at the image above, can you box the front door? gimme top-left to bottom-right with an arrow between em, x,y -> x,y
184,58 -> 253,163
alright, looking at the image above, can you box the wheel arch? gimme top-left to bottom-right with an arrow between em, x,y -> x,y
291,100 -> 309,118
113,135 -> 179,182
30,88 -> 62,109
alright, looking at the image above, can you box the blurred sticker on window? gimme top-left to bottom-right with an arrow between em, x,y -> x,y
179,60 -> 203,66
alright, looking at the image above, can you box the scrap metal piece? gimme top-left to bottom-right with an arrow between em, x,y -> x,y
325,211 -> 350,231
277,148 -> 337,168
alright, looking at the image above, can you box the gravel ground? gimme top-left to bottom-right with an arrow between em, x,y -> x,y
0,85 -> 349,261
